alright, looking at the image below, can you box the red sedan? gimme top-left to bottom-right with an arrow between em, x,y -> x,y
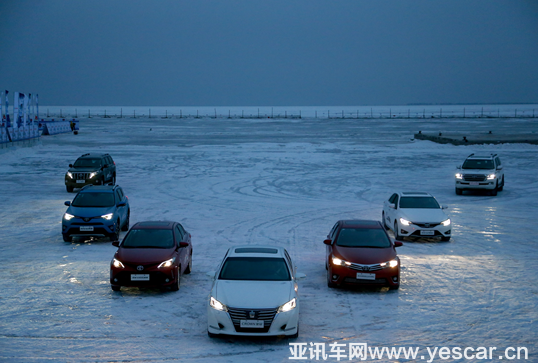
110,221 -> 193,292
324,220 -> 402,290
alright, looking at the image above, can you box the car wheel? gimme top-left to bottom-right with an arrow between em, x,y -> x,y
327,269 -> 337,288
455,187 -> 462,195
289,324 -> 299,339
111,175 -> 116,186
184,253 -> 192,274
111,285 -> 121,291
62,234 -> 71,242
66,186 -> 73,193
111,220 -> 120,241
498,176 -> 504,191
121,211 -> 130,231
441,236 -> 451,242
382,211 -> 389,229
394,221 -> 402,241
389,284 -> 400,290
491,184 -> 498,196
207,330 -> 218,338
171,266 -> 181,291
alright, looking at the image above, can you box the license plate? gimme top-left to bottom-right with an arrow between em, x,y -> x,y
356,273 -> 376,280
76,180 -> 85,184
420,230 -> 435,236
80,226 -> 94,231
240,320 -> 264,328
470,182 -> 479,185
131,274 -> 150,281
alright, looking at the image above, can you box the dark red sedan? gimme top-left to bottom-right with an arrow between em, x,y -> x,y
110,221 -> 193,292
324,220 -> 402,290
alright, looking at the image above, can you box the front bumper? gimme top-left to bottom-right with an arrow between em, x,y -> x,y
455,180 -> 496,190
62,219 -> 116,239
207,304 -> 299,337
328,261 -> 400,288
110,265 -> 178,288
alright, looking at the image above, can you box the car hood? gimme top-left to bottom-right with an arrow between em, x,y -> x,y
399,208 -> 448,223
68,167 -> 101,173
334,246 -> 396,265
68,205 -> 116,218
213,280 -> 293,309
116,248 -> 175,265
460,168 -> 494,174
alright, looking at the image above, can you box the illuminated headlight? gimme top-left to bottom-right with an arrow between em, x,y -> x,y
112,258 -> 125,268
66,171 -> 73,179
399,218 -> 411,226
278,298 -> 297,313
380,259 -> 399,268
455,173 -> 463,179
64,213 -> 75,220
210,296 -> 228,312
487,173 -> 496,180
101,213 -> 113,220
158,258 -> 175,268
441,218 -> 451,226
89,172 -> 98,179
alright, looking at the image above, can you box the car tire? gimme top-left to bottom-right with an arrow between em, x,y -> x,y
491,185 -> 498,196
184,253 -> 192,274
289,324 -> 299,339
111,285 -> 121,291
455,187 -> 462,195
207,330 -> 218,338
441,236 -> 451,242
121,211 -> 130,231
498,176 -> 504,191
327,270 -> 337,288
382,211 -> 389,229
394,221 -> 402,241
66,186 -> 73,193
62,235 -> 71,242
171,266 -> 181,291
110,220 -> 120,241
389,284 -> 400,290
111,175 -> 116,186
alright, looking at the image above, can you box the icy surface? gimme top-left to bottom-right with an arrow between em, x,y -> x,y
0,116 -> 537,362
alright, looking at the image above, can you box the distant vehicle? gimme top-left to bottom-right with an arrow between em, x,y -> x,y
324,220 -> 402,290
62,185 -> 129,242
207,245 -> 305,338
65,153 -> 116,192
455,153 -> 504,196
382,192 -> 451,241
110,221 -> 193,292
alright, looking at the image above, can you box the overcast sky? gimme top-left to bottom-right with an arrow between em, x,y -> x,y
1,1 -> 537,106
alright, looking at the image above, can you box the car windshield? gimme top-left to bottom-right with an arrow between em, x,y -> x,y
121,229 -> 174,248
72,192 -> 115,207
74,158 -> 102,168
462,159 -> 494,170
399,196 -> 440,209
336,228 -> 391,248
219,257 -> 290,281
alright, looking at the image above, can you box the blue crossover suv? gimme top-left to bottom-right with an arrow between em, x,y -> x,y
62,185 -> 130,242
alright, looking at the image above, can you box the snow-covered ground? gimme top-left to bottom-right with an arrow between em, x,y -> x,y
1,116 -> 537,362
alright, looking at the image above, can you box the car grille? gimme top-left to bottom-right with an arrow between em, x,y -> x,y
73,172 -> 91,180
344,277 -> 388,285
463,174 -> 486,182
347,262 -> 383,272
413,222 -> 440,228
227,307 -> 278,333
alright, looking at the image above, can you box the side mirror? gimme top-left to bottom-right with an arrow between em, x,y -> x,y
206,271 -> 216,278
103,164 -> 109,168
457,165 -> 461,169
117,202 -> 126,207
394,241 -> 403,247
64,201 -> 71,206
179,242 -> 189,248
497,166 -> 503,170
323,239 -> 332,245
69,164 -> 73,168
111,240 -> 120,247
295,272 -> 306,281
389,203 -> 396,209
442,205 -> 448,209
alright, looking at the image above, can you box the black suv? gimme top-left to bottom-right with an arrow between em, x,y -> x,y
65,153 -> 116,192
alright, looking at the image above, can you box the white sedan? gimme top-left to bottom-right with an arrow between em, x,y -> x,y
382,192 -> 452,241
207,245 -> 305,338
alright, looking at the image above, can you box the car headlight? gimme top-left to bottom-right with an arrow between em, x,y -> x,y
455,173 -> 463,179
331,256 -> 351,267
210,296 -> 228,312
112,258 -> 125,268
399,218 -> 411,226
487,173 -> 496,180
380,259 -> 399,268
89,172 -> 98,179
158,258 -> 175,268
441,218 -> 451,226
66,171 -> 73,179
278,298 -> 297,313
101,213 -> 114,220
64,213 -> 75,220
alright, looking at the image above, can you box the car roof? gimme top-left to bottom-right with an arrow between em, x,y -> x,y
398,191 -> 432,197
339,220 -> 383,229
77,153 -> 110,159
226,245 -> 285,258
131,221 -> 176,229
466,153 -> 497,160
79,185 -> 115,193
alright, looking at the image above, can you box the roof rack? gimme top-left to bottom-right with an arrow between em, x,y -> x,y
467,153 -> 475,157
81,153 -> 90,157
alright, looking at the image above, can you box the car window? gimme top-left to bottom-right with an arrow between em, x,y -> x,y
175,225 -> 184,241
329,222 -> 339,238
495,157 -> 501,166
399,196 -> 440,209
335,228 -> 391,248
178,224 -> 186,235
393,195 -> 399,209
122,229 -> 174,248
219,257 -> 291,281
462,159 -> 494,169
72,192 -> 114,207
73,158 -> 102,168
389,193 -> 397,204
284,249 -> 293,272
116,188 -> 124,199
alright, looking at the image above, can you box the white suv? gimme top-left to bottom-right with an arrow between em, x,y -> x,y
455,154 -> 504,196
